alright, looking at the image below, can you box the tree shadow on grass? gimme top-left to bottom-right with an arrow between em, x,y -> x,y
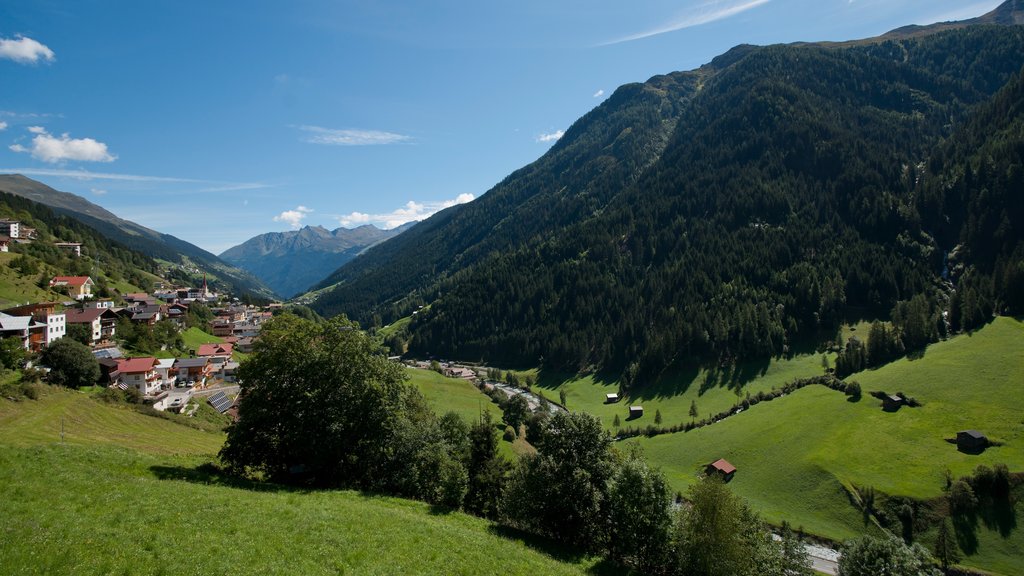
979,497 -> 1018,538
485,525 -> 624,575
149,462 -> 306,494
952,512 -> 980,555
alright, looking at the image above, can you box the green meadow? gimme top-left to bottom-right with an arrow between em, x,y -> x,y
625,317 -> 1024,574
0,385 -> 600,575
534,351 -> 830,432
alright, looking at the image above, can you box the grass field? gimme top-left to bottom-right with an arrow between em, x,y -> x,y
626,317 -> 1024,574
0,386 -> 225,455
0,252 -> 61,308
0,384 -> 601,575
406,367 -> 523,460
408,367 -> 496,423
534,351 -> 830,432
181,326 -> 223,348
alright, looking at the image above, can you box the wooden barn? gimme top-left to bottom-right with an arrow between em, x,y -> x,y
605,392 -> 620,404
957,430 -> 988,452
882,394 -> 904,412
706,458 -> 737,481
629,405 -> 643,419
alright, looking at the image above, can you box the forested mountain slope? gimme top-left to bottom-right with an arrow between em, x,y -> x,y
220,223 -> 411,298
0,175 -> 276,299
311,21 -> 1024,383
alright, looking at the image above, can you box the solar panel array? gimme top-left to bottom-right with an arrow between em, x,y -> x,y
208,391 -> 233,413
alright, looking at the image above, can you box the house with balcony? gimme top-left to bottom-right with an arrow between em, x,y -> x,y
116,357 -> 162,396
65,307 -> 118,345
2,303 -> 65,350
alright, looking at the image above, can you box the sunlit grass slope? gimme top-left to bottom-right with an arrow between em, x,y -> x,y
627,317 -> 1024,573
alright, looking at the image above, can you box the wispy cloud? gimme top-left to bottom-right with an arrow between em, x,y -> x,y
0,36 -> 55,64
593,89 -> 605,98
297,125 -> 413,146
0,121 -> 6,131
198,182 -> 274,193
338,193 -> 474,229
0,167 -> 268,191
536,130 -> 565,143
602,0 -> 771,45
90,188 -> 107,196
9,126 -> 116,163
274,205 -> 313,229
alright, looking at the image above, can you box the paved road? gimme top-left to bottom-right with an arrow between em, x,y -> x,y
805,544 -> 839,575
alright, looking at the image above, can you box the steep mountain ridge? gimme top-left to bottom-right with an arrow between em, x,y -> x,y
0,174 -> 277,299
307,14 -> 1024,381
220,223 -> 412,298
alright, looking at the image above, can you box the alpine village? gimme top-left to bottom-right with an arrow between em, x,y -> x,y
3,3 -> 1024,576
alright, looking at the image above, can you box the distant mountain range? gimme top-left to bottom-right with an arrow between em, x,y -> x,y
307,0 -> 1024,380
220,223 -> 413,298
0,174 -> 277,299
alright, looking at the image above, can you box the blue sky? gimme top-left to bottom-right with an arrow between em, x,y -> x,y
0,0 -> 1003,253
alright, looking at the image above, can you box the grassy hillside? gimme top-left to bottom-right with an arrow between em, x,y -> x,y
536,351 -> 829,432
0,387 -> 225,455
0,444 -> 602,575
626,317 -> 1024,572
408,367 -> 495,424
0,388 -> 601,575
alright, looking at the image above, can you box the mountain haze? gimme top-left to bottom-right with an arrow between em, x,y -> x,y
220,223 -> 412,298
309,6 -> 1024,381
0,174 -> 277,299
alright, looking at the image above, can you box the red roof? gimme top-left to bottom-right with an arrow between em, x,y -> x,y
117,357 -> 158,374
50,276 -> 92,286
197,343 -> 233,356
709,459 -> 736,475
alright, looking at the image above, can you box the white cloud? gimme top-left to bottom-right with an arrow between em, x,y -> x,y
0,36 -> 55,64
9,126 -> 116,163
297,125 -> 413,146
338,193 -> 475,229
603,0 -> 771,45
0,121 -> 6,131
273,205 -> 313,229
89,188 -> 107,196
536,130 -> 565,143
593,89 -> 605,98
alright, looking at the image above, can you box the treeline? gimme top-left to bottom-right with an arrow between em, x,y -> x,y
312,27 -> 1024,385
220,315 -> 814,575
0,191 -> 159,293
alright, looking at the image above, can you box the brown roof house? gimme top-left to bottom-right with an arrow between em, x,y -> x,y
65,307 -> 118,344
705,458 -> 737,482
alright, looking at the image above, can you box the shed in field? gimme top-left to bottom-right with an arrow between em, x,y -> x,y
605,393 -> 620,404
706,458 -> 737,481
957,430 -> 988,453
628,405 -> 643,419
882,394 -> 904,412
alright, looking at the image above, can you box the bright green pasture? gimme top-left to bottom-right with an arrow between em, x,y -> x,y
407,367 -> 496,424
0,387 -> 225,455
0,444 -> 601,575
536,351 -> 830,431
628,317 -> 1024,572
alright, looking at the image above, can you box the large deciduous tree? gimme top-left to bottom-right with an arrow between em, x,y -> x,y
838,534 -> 940,576
40,338 -> 99,388
220,314 -> 447,499
501,411 -> 617,551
